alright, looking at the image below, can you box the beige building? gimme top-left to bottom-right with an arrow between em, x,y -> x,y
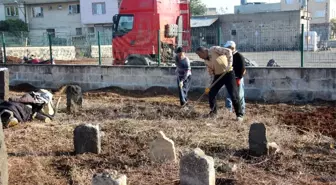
281,0 -> 336,40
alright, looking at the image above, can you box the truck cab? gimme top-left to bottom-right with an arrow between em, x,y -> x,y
112,0 -> 191,65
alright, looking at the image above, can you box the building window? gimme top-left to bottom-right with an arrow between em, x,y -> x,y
285,0 -> 294,4
92,2 -> 106,15
6,6 -> 19,16
32,7 -> 43,17
69,4 -> 80,14
46,29 -> 55,38
88,27 -> 95,33
314,10 -> 325,18
76,28 -> 82,35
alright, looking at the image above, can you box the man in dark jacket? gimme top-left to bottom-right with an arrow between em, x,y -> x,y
175,47 -> 191,106
223,41 -> 246,115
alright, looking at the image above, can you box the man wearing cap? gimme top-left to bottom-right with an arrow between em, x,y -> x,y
224,41 -> 246,115
175,47 -> 191,106
195,46 -> 243,121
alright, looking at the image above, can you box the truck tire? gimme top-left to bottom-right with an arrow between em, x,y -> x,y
125,54 -> 150,66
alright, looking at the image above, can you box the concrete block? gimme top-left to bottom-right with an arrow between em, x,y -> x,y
0,121 -> 8,185
73,74 -> 86,82
88,75 -> 103,83
149,131 -> 176,163
244,88 -> 262,101
180,148 -> 215,185
74,124 -> 101,154
119,67 -> 132,76
0,68 -> 9,100
131,67 -> 147,76
309,80 -> 333,91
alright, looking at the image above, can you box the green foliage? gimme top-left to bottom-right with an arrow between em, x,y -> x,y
190,0 -> 207,16
0,19 -> 28,32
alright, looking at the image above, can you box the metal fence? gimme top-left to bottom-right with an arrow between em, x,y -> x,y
0,25 -> 336,67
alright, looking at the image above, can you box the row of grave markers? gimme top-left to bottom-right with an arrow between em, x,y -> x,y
74,122 -> 280,185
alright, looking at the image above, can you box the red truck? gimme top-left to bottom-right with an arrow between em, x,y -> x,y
112,0 -> 191,65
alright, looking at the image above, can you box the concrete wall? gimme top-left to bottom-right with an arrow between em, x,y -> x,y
3,65 -> 336,103
4,46 -> 76,60
234,3 -> 281,14
217,10 -> 306,52
91,45 -> 112,58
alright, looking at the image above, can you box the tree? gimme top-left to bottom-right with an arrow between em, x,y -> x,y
331,18 -> 336,39
190,0 -> 207,16
0,19 -> 28,32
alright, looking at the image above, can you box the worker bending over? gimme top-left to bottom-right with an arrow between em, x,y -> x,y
223,41 -> 246,115
175,47 -> 192,106
196,46 -> 243,122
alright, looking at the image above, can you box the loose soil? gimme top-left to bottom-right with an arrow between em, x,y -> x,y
4,90 -> 336,185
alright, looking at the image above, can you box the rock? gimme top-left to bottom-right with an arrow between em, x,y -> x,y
180,148 -> 215,185
0,118 -> 8,185
216,163 -> 237,173
74,124 -> 101,154
92,172 -> 127,185
0,68 -> 9,101
66,85 -> 83,113
267,142 -> 280,155
149,131 -> 176,163
249,123 -> 268,157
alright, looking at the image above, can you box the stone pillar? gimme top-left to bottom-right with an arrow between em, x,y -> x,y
149,131 -> 176,163
74,124 -> 101,154
0,68 -> 9,101
0,119 -> 8,185
180,148 -> 215,185
66,85 -> 83,113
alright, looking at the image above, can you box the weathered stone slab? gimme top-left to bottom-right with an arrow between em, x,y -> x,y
0,118 -> 8,185
66,85 -> 83,113
149,131 -> 176,163
0,68 -> 9,101
180,148 -> 215,185
92,171 -> 127,185
249,123 -> 268,157
74,124 -> 101,154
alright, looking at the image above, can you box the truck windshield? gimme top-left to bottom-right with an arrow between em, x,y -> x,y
116,15 -> 134,34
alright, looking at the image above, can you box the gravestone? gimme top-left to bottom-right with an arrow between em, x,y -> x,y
74,124 -> 101,154
180,148 -> 215,185
92,172 -> 127,185
149,131 -> 176,163
0,119 -> 8,185
0,68 -> 9,101
66,85 -> 83,113
249,123 -> 268,157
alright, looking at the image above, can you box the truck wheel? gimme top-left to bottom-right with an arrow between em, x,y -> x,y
125,54 -> 150,66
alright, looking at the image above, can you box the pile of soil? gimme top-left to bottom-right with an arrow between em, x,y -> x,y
279,107 -> 336,138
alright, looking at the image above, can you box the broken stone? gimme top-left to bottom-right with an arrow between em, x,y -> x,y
0,118 -> 8,185
66,85 -> 83,113
149,131 -> 176,163
249,123 -> 268,157
216,163 -> 237,173
0,68 -> 9,101
74,124 -> 101,154
92,172 -> 127,185
267,142 -> 280,155
180,148 -> 215,185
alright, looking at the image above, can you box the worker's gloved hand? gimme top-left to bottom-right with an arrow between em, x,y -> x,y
236,78 -> 241,86
179,81 -> 183,88
205,88 -> 210,95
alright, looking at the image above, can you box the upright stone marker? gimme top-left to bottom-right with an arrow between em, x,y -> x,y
0,119 -> 8,185
0,68 -> 9,101
180,148 -> 215,185
74,124 -> 101,154
66,85 -> 83,113
249,123 -> 268,157
149,131 -> 176,163
92,172 -> 127,185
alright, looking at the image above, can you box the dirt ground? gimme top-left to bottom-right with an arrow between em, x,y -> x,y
4,89 -> 336,185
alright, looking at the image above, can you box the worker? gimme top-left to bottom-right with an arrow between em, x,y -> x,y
195,46 -> 243,122
175,46 -> 191,106
223,41 -> 246,115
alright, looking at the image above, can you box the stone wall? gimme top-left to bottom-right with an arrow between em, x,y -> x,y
2,65 -> 336,103
3,46 -> 76,60
91,45 -> 112,58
